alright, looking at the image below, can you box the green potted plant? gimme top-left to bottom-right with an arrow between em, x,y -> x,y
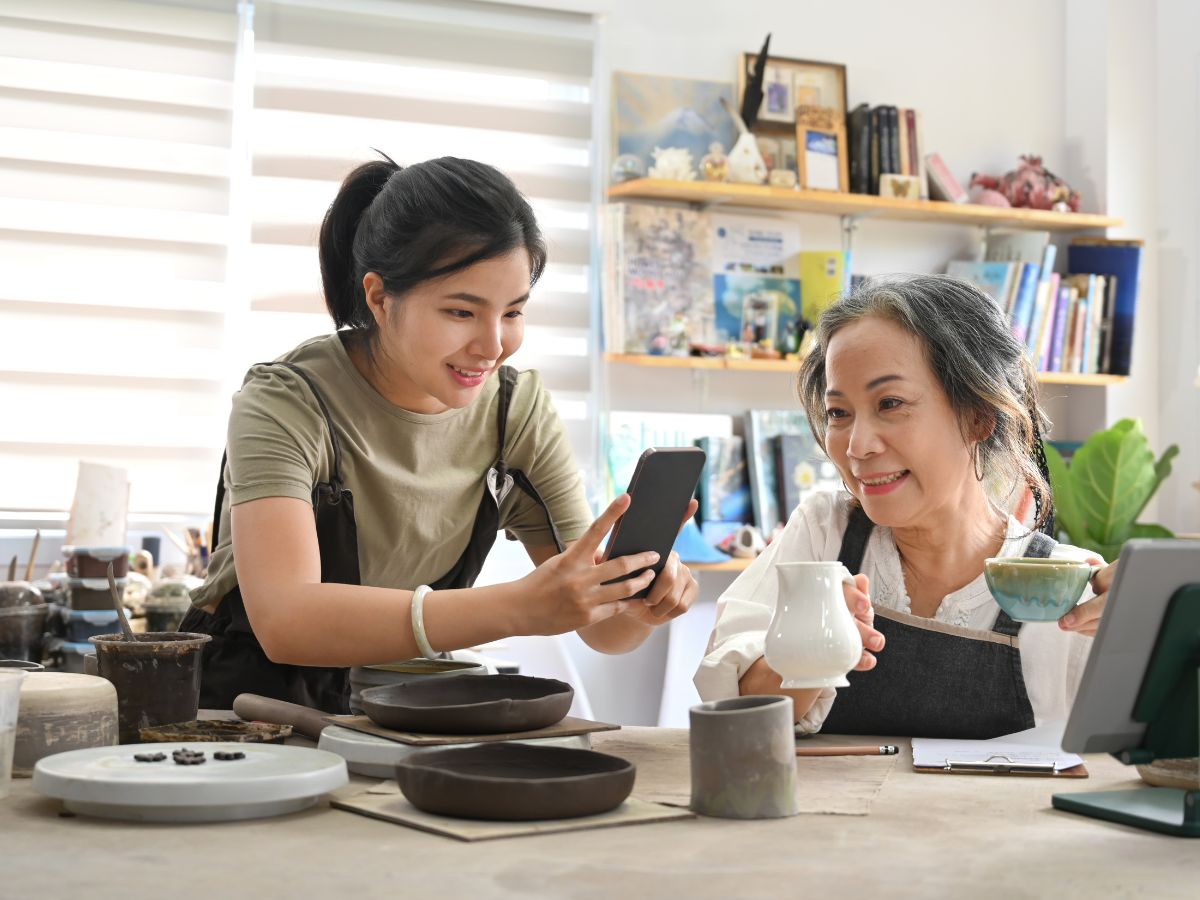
1045,418 -> 1179,561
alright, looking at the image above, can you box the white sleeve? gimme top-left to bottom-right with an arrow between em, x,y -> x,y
693,492 -> 843,730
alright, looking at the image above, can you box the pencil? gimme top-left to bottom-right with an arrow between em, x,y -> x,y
795,744 -> 899,757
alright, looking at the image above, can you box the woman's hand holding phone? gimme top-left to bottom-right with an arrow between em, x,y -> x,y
513,494 -> 661,635
614,498 -> 700,626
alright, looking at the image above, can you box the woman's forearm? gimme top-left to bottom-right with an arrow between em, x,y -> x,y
738,655 -> 825,723
246,581 -> 520,667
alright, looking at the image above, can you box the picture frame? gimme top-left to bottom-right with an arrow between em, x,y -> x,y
796,117 -> 849,193
739,53 -> 848,135
739,291 -> 779,350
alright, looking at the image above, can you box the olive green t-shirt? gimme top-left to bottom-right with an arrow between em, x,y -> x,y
192,333 -> 592,609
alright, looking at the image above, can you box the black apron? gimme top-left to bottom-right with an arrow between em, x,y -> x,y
180,364 -> 565,714
819,504 -> 1049,739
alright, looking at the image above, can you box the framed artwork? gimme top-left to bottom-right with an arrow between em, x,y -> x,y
797,120 -> 849,193
739,53 -> 847,135
612,71 -> 736,179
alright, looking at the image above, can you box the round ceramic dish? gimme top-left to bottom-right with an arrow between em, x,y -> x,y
348,657 -> 486,714
1137,758 -> 1200,790
318,724 -> 592,778
33,742 -> 348,822
359,674 -> 573,735
395,743 -> 635,820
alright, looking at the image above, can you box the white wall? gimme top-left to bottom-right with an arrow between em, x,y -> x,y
486,0 -> 1197,726
1154,0 -> 1200,533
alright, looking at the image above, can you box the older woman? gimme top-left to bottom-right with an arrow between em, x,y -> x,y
695,275 -> 1115,738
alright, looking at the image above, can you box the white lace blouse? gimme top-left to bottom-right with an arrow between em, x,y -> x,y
694,490 -> 1097,734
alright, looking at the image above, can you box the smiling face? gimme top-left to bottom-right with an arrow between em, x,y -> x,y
361,248 -> 531,413
822,315 -> 982,531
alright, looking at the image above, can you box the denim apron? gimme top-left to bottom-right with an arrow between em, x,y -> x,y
820,504 -> 1050,739
180,364 -> 564,714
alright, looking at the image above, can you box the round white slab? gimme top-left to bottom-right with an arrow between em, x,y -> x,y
317,725 -> 592,778
32,742 -> 348,822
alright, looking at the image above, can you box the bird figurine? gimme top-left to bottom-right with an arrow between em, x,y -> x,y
740,33 -> 772,131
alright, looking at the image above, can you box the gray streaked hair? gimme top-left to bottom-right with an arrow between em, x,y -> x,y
797,274 -> 1051,528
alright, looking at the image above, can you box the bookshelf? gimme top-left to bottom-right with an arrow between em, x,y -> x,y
602,180 -> 1132,576
603,352 -> 1130,387
607,179 -> 1122,232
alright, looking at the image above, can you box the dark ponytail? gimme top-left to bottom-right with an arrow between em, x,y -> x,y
317,155 -> 547,342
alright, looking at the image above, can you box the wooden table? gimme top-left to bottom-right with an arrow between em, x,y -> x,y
2,728 -> 1194,898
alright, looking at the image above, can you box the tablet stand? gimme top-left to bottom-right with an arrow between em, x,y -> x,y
1052,583 -> 1200,837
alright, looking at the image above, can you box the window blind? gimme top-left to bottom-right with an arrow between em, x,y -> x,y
244,0 -> 598,470
0,0 -> 237,518
0,0 -> 599,522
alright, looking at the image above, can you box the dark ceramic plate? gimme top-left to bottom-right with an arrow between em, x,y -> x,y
395,743 -> 636,820
359,674 -> 573,735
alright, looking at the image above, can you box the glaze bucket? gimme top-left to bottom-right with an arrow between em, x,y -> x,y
90,632 -> 211,743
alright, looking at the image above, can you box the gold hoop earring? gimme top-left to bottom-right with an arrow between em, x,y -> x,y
973,445 -> 985,481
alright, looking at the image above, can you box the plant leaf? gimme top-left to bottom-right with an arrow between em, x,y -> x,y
1045,443 -> 1084,545
1130,444 -> 1181,522
1128,523 -> 1175,540
1069,418 -> 1157,545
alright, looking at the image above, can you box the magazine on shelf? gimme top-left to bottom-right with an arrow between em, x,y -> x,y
744,410 -> 839,533
694,434 -> 752,524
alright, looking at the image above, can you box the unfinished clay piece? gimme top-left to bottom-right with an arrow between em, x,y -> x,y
395,743 -> 635,820
360,674 -> 573,735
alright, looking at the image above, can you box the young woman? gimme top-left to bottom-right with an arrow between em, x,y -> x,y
696,275 -> 1116,738
184,157 -> 698,712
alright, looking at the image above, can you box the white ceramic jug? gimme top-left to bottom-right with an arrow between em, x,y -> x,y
764,562 -> 863,689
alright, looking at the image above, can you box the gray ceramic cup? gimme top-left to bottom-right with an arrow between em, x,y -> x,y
689,695 -> 799,819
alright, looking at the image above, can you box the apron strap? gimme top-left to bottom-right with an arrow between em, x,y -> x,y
838,503 -> 876,575
491,365 -> 565,554
495,365 -> 517,467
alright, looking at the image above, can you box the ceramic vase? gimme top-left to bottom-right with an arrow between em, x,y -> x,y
764,561 -> 862,689
727,132 -> 767,184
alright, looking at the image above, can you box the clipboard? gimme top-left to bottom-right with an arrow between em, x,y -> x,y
914,753 -> 1089,778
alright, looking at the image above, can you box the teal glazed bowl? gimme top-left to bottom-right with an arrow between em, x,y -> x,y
984,557 -> 1101,623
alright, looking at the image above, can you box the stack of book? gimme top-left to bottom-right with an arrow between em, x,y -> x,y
945,234 -> 1143,376
847,104 -> 927,198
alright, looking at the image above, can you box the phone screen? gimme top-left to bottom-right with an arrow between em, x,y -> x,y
602,446 -> 706,599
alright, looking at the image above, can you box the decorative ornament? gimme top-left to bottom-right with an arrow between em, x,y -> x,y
647,146 -> 696,181
700,142 -> 729,182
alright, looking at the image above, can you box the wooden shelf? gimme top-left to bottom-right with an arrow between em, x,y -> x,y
607,179 -> 1121,232
689,557 -> 753,572
604,352 -> 1128,387
1033,371 -> 1130,386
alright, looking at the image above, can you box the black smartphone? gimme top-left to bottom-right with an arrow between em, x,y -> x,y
602,446 -> 706,599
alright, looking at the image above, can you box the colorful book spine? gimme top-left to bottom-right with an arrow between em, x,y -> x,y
1035,272 -> 1061,369
1077,274 -> 1098,374
1008,262 -> 1041,344
1075,290 -> 1094,372
1047,284 -> 1070,371
925,153 -> 967,203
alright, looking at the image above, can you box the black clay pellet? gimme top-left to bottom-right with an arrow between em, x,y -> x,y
134,752 -> 167,763
214,751 -> 245,761
172,748 -> 206,766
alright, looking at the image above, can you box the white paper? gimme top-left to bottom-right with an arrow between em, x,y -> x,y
912,720 -> 1084,771
65,461 -> 130,548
